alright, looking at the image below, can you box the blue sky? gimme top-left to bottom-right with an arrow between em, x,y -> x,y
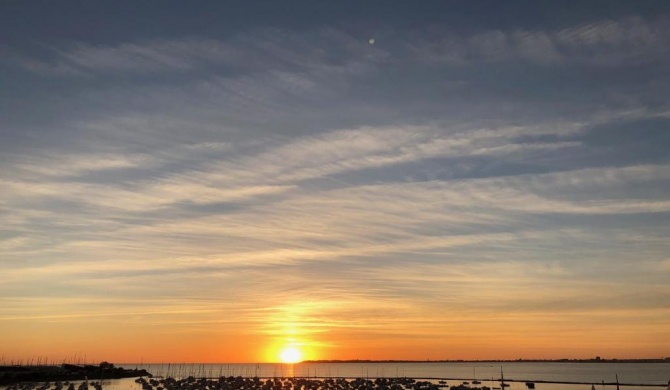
1,1 -> 669,362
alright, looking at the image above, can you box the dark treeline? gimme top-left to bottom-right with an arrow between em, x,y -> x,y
0,363 -> 151,385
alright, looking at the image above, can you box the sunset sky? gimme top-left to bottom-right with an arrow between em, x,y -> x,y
1,1 -> 670,363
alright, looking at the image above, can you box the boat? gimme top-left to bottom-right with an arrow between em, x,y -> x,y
500,367 -> 508,388
472,367 -> 481,384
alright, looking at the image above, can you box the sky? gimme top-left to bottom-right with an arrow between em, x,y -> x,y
1,0 -> 670,364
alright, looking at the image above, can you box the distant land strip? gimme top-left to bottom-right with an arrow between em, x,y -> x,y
303,358 -> 670,363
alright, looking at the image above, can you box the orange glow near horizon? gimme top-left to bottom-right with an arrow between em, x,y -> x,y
2,305 -> 669,363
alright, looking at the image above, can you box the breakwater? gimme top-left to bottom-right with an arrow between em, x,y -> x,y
0,364 -> 151,385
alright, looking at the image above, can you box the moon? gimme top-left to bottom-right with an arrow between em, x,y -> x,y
369,38 -> 375,45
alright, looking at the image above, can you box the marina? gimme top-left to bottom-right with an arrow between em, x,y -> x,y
3,363 -> 668,390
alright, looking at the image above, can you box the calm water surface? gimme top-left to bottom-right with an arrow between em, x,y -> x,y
3,363 -> 668,390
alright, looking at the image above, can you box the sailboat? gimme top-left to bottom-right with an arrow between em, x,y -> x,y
500,367 -> 510,388
472,367 -> 481,385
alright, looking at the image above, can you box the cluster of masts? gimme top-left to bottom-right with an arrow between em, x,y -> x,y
133,376 -> 498,390
132,376 -> 670,390
1,356 -> 97,367
5,379 -> 103,390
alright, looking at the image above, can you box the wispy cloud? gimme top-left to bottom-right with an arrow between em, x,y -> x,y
407,16 -> 670,67
2,7 -> 670,361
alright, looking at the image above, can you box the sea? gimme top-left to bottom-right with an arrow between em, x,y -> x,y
4,362 -> 669,390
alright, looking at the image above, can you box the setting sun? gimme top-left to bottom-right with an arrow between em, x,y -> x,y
279,346 -> 302,363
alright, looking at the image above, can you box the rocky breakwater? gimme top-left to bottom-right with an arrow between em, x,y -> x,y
0,362 -> 152,385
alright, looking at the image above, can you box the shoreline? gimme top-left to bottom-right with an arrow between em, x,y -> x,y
2,370 -> 668,388
0,364 -> 151,386
301,359 -> 670,364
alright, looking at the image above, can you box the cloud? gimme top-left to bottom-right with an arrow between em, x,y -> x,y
8,15 -> 666,81
2,117 -> 667,264
6,27 -> 381,79
2,11 -> 670,360
6,152 -> 159,179
407,16 -> 670,67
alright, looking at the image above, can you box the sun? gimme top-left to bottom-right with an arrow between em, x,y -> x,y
279,346 -> 302,363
